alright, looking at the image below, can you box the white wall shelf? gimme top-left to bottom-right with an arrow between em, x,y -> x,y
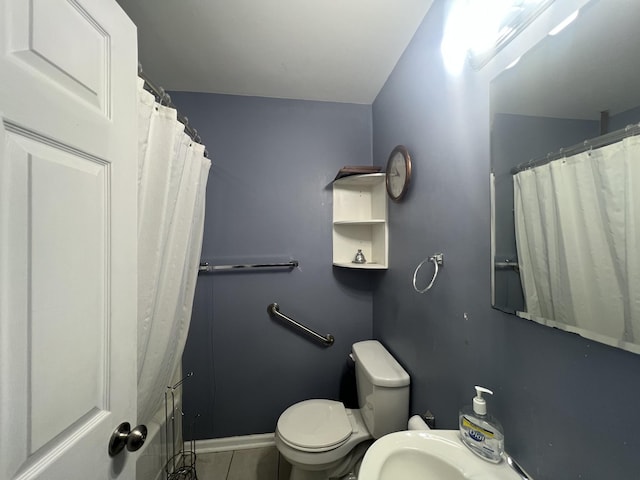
332,173 -> 388,269
333,219 -> 386,225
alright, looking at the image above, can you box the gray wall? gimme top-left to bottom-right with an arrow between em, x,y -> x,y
371,1 -> 640,479
610,105 -> 640,131
171,93 -> 375,439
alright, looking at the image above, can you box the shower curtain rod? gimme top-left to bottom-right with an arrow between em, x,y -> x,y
511,122 -> 640,175
138,64 -> 208,157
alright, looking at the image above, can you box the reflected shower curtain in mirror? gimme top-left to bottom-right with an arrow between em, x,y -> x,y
136,79 -> 211,424
514,135 -> 640,347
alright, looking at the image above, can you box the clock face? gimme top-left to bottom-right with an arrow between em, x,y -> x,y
385,146 -> 411,201
388,152 -> 406,195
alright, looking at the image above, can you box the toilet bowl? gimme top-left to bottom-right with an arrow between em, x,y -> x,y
275,400 -> 371,477
275,341 -> 410,480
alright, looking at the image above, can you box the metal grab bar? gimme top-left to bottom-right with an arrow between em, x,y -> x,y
199,260 -> 298,273
267,303 -> 334,347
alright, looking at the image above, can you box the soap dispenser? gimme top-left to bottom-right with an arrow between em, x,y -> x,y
459,386 -> 504,463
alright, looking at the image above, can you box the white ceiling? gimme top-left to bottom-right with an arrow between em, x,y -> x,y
115,0 -> 434,104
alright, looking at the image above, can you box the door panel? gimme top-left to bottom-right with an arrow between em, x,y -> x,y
7,0 -> 111,112
9,126 -> 108,454
0,1 -> 137,478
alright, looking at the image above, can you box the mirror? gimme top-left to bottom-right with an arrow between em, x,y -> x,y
490,0 -> 640,354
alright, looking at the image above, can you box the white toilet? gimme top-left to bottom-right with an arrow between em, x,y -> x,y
275,340 -> 410,480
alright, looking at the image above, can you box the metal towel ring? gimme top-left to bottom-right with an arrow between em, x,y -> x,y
413,253 -> 444,293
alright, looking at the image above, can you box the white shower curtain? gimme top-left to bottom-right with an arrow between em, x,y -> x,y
514,135 -> 640,348
136,79 -> 211,424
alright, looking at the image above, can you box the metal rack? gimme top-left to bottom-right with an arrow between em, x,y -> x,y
268,303 -> 334,346
165,373 -> 198,480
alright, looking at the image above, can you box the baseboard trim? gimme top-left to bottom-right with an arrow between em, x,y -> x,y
187,433 -> 276,453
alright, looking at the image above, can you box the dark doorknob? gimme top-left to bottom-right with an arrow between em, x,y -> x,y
108,421 -> 148,457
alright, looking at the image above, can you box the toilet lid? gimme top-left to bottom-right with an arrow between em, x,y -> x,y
277,399 -> 352,450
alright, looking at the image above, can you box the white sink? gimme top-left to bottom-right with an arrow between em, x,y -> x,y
358,430 -> 526,480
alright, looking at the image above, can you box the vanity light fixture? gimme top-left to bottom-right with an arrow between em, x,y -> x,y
469,0 -> 555,69
548,9 -> 579,36
441,0 -> 555,74
505,56 -> 521,70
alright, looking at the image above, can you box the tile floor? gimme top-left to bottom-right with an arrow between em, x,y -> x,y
195,446 -> 291,480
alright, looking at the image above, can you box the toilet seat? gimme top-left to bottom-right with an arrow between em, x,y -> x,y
277,399 -> 352,452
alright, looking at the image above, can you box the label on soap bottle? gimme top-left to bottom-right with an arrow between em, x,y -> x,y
462,416 -> 495,441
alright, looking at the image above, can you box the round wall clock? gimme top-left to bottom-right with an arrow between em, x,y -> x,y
385,145 -> 412,202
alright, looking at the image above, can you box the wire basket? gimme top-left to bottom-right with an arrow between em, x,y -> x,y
164,373 -> 199,480
165,449 -> 196,480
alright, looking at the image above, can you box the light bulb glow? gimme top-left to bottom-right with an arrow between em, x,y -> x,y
441,0 -> 473,75
441,0 -> 554,74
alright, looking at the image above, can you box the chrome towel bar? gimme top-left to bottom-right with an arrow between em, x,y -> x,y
199,260 -> 298,273
267,303 -> 334,347
494,261 -> 520,272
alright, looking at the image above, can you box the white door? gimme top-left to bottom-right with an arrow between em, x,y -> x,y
0,1 -> 138,479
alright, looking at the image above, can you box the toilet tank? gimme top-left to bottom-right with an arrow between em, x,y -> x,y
352,340 -> 410,439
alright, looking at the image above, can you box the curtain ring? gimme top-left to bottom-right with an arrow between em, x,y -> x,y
413,253 -> 444,293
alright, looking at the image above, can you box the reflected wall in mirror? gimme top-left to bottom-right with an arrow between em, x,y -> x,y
490,0 -> 640,354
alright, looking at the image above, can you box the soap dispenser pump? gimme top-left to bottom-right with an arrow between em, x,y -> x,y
459,386 -> 504,463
